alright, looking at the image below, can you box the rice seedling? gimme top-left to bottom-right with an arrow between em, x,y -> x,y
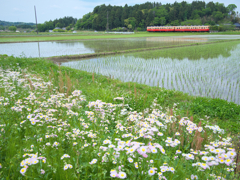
62,44 -> 240,105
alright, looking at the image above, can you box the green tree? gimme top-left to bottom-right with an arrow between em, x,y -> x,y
146,10 -> 154,25
213,11 -> 224,22
155,6 -> 168,18
66,26 -> 71,31
138,19 -> 145,29
127,24 -> 132,30
159,17 -> 166,25
124,17 -> 136,29
171,20 -> 179,26
153,17 -> 160,25
37,24 -> 47,32
227,4 -> 237,15
8,26 -> 17,31
181,19 -> 202,25
55,22 -> 63,28
45,21 -> 54,30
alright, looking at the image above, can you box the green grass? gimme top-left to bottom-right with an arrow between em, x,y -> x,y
129,40 -> 240,60
0,55 -> 239,179
1,31 -> 239,43
0,55 -> 239,133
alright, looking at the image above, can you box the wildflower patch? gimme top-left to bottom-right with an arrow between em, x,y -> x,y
0,67 -> 238,179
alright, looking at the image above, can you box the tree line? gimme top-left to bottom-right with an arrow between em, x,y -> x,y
37,16 -> 77,32
1,1 -> 239,32
75,1 -> 238,31
0,21 -> 35,31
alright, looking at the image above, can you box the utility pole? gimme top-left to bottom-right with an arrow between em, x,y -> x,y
34,6 -> 38,34
106,11 -> 109,32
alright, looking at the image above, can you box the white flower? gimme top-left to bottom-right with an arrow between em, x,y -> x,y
128,148 -> 136,153
185,154 -> 194,160
64,165 -> 68,170
20,168 -> 27,175
53,142 -> 59,146
202,156 -> 209,161
148,168 -> 155,176
191,175 -> 198,179
110,170 -> 118,177
160,148 -> 165,154
61,154 -> 70,160
200,163 -> 209,169
176,150 -> 182,154
227,151 -> 236,158
128,158 -> 133,163
139,146 -> 147,154
151,148 -> 157,153
90,159 -> 97,164
64,164 -> 73,170
119,171 -> 127,179
157,132 -> 163,136
225,159 -> 233,165
169,167 -> 175,173
175,132 -> 180,135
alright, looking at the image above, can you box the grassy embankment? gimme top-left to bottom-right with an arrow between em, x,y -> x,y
0,54 -> 240,179
0,55 -> 239,133
58,41 -> 240,130
1,31 -> 240,43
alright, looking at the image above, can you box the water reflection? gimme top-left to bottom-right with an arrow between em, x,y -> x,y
0,41 -> 94,57
38,42 -> 40,57
0,35 -> 240,58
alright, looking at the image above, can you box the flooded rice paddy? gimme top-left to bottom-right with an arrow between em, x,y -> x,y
62,42 -> 240,104
1,35 -> 240,57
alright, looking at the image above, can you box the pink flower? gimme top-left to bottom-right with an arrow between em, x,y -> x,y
40,169 -> 45,174
142,153 -> 148,158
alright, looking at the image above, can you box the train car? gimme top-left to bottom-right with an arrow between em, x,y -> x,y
147,26 -> 174,32
174,26 -> 209,32
147,26 -> 209,32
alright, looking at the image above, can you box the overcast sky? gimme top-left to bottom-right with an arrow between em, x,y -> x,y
0,0 -> 239,23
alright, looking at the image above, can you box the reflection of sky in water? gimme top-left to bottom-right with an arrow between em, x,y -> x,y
0,42 -> 94,58
1,35 -> 240,57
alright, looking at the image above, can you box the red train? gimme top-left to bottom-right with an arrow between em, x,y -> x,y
147,26 -> 210,32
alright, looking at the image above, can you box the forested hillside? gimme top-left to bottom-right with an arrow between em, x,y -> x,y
0,20 -> 35,26
3,1 -> 237,32
0,21 -> 35,30
75,1 -> 238,31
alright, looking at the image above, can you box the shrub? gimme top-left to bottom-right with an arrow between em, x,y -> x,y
8,26 -> 17,32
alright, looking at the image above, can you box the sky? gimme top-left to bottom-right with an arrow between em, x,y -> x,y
0,0 -> 239,23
